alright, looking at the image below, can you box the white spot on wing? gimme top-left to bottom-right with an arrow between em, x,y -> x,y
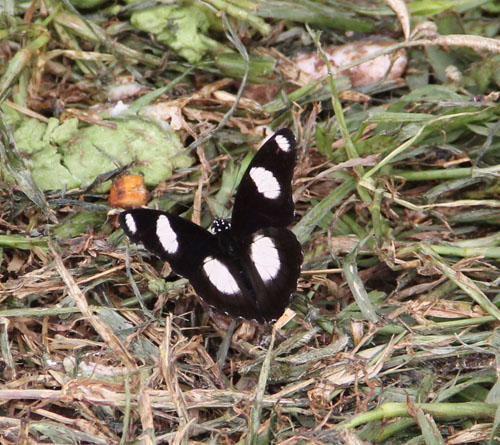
156,215 -> 178,254
203,257 -> 240,294
125,213 -> 137,234
250,235 -> 280,282
275,134 -> 291,152
249,167 -> 280,199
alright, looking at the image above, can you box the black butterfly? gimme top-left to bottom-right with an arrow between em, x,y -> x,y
119,129 -> 302,323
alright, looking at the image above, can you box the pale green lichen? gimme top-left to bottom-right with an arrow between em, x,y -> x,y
12,117 -> 193,191
130,4 -> 220,63
13,118 -> 79,190
69,0 -> 109,8
65,118 -> 192,188
13,118 -> 48,154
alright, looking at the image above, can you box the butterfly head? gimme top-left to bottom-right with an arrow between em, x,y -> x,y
210,218 -> 231,235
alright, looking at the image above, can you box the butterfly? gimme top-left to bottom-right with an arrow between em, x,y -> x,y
118,129 -> 302,323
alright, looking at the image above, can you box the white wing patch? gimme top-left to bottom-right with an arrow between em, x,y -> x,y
156,215 -> 178,254
203,257 -> 240,294
124,213 -> 137,234
249,167 -> 280,199
250,235 -> 281,282
275,134 -> 291,152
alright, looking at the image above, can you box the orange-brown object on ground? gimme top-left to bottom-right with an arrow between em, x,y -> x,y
110,175 -> 150,209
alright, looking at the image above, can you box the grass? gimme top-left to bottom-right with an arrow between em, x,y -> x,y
1,0 -> 500,443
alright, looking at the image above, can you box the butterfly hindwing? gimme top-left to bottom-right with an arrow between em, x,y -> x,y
231,128 -> 297,236
188,227 -> 302,322
240,227 -> 303,321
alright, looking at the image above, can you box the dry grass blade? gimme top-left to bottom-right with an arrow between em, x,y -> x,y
49,240 -> 137,370
384,0 -> 411,40
421,244 -> 500,321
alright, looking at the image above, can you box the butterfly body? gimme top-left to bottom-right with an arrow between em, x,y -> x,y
119,129 -> 302,323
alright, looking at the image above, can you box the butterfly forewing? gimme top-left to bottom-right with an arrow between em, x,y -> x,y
231,128 -> 297,237
119,209 -> 220,278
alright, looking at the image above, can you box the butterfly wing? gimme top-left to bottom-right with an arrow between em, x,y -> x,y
120,208 -> 225,279
239,227 -> 303,322
230,129 -> 302,321
231,128 -> 297,237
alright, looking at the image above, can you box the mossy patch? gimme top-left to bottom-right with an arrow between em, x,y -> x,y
130,4 -> 220,63
12,117 -> 193,191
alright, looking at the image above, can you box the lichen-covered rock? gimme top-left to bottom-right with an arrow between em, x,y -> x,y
13,117 -> 193,191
